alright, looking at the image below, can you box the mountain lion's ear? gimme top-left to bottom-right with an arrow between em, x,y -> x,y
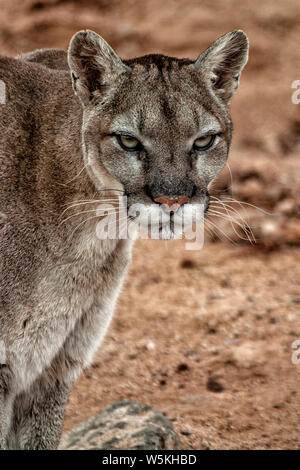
68,29 -> 130,106
193,30 -> 248,103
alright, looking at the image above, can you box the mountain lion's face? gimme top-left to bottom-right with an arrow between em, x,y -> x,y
68,30 -> 248,236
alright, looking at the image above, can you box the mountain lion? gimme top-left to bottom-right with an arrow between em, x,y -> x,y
0,29 -> 248,449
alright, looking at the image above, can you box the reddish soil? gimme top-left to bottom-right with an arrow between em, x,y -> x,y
0,0 -> 299,449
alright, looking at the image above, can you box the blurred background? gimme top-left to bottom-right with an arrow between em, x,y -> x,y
1,0 -> 299,449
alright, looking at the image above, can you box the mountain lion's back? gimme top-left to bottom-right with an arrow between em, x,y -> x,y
20,48 -> 69,71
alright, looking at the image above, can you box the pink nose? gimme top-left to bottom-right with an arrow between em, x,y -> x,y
154,196 -> 190,212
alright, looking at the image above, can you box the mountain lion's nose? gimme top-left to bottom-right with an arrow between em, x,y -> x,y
154,196 -> 190,212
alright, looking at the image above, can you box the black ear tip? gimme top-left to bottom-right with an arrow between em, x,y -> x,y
68,29 -> 99,51
232,29 -> 247,36
230,30 -> 249,47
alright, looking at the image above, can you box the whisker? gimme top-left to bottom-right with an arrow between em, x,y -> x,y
59,207 -> 125,228
208,163 -> 233,195
203,222 -> 216,240
205,218 -> 237,245
209,201 -> 256,243
211,195 -> 273,216
68,211 -> 131,241
68,214 -> 121,240
210,195 -> 257,242
68,215 -> 102,240
56,165 -> 87,187
208,209 -> 254,243
62,197 -> 121,208
94,189 -> 125,192
105,215 -> 130,228
225,162 -> 233,192
207,162 -> 274,245
60,199 -> 121,217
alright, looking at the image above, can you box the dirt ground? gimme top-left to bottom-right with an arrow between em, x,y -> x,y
0,0 -> 299,449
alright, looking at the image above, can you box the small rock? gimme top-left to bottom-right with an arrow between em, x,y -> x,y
273,402 -> 284,409
183,349 -> 198,358
275,199 -> 295,215
180,259 -> 197,269
206,377 -> 224,393
128,352 -> 137,360
208,327 -> 218,335
146,340 -> 155,351
176,363 -> 189,373
180,429 -> 193,436
91,361 -> 100,369
230,341 -> 265,368
151,275 -> 161,283
60,401 -> 182,450
261,220 -> 279,236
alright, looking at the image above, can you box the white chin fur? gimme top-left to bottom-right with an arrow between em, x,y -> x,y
130,203 -> 205,240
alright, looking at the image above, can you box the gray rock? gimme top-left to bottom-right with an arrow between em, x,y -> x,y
60,401 -> 182,450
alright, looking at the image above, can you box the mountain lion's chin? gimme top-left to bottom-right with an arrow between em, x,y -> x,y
137,223 -> 179,241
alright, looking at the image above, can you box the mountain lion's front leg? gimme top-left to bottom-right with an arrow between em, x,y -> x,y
0,368 -> 14,449
9,376 -> 70,450
0,394 -> 13,449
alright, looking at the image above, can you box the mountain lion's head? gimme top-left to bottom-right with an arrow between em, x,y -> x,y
68,29 -> 248,237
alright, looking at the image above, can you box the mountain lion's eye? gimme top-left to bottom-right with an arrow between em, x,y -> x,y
117,135 -> 141,152
193,134 -> 216,151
